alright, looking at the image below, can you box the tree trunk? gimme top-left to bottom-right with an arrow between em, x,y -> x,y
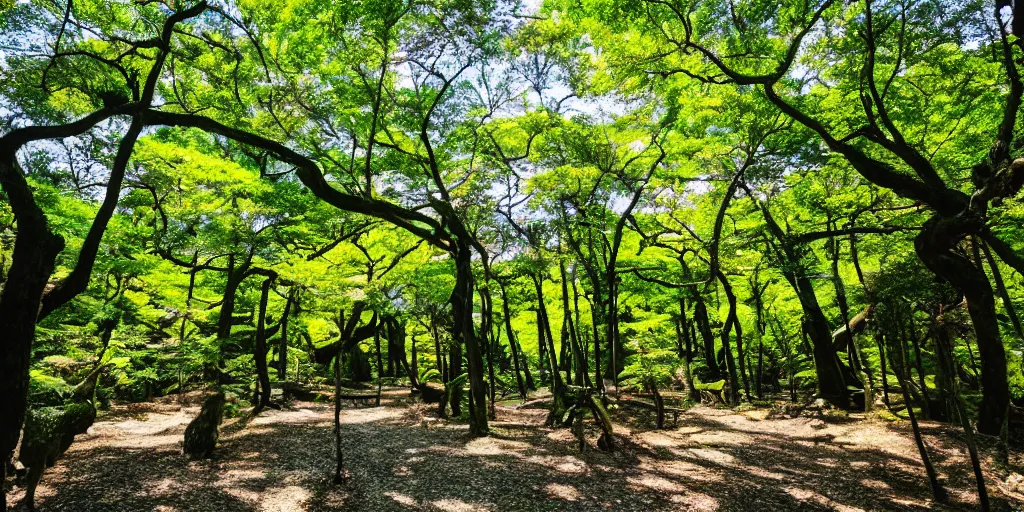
717,270 -> 749,402
755,198 -> 855,404
214,257 -> 247,382
875,331 -> 891,408
430,311 -> 446,384
451,244 -> 488,435
448,332 -> 463,417
980,241 -> 1024,342
676,297 -> 698,402
500,281 -> 528,400
914,217 -> 1009,435
570,268 -> 593,388
0,158 -> 66,512
375,316 -> 384,407
385,317 -> 396,377
520,337 -> 536,391
589,296 -> 604,392
253,277 -> 274,413
714,273 -> 741,403
934,313 -> 989,510
277,290 -> 294,380
905,314 -> 932,419
829,238 -> 873,410
478,286 -> 497,419
893,346 -> 947,504
692,294 -> 720,380
559,261 -> 586,386
333,345 -> 345,484
534,279 -> 549,387
533,273 -> 559,388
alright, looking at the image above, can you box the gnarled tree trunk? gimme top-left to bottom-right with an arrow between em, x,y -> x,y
915,216 -> 1008,435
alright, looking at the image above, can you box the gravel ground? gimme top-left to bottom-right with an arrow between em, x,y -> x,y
5,389 -> 1020,511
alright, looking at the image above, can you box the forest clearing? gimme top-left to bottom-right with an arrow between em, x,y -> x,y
4,389 -> 1018,511
8,0 -> 1024,509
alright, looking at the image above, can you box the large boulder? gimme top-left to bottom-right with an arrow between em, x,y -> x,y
19,402 -> 97,509
183,391 -> 226,460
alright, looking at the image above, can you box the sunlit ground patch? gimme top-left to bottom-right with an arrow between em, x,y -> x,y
337,407 -> 406,424
258,485 -> 311,512
626,474 -> 686,493
463,436 -> 531,456
385,490 -> 419,506
687,447 -> 736,465
107,411 -> 194,436
431,498 -> 491,511
860,478 -> 890,490
743,466 -> 787,481
215,468 -> 267,487
144,477 -> 178,497
523,455 -> 589,474
784,486 -> 866,512
105,434 -> 183,449
645,459 -> 724,482
251,408 -> 325,425
637,431 -> 684,447
545,429 -> 576,443
544,483 -> 582,501
689,430 -> 753,446
669,492 -> 720,511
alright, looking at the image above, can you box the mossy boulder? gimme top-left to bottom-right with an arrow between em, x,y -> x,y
19,402 -> 97,508
183,391 -> 226,460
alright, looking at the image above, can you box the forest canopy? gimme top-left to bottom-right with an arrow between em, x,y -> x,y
2,0 -> 1024,509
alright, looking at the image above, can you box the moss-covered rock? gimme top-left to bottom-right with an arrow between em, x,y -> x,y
183,391 -> 226,460
18,402 -> 97,508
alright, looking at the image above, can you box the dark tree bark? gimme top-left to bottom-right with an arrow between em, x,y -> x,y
520,336 -> 536,391
676,296 -> 699,401
905,314 -> 932,419
915,218 -> 1009,435
533,272 -> 559,386
559,260 -> 585,386
253,276 -> 275,413
934,313 -> 989,510
452,244 -> 488,435
716,270 -> 749,402
692,293 -> 721,380
0,158 -> 65,512
477,285 -> 497,419
333,344 -> 345,485
569,266 -> 593,388
0,101 -> 168,512
535,295 -> 549,386
981,241 -> 1024,342
750,274 -> 769,400
829,236 -> 874,410
743,184 -> 855,404
892,340 -> 947,503
276,290 -> 294,380
587,294 -> 604,392
875,331 -> 891,408
430,311 -> 446,384
385,316 -> 396,377
375,315 -> 384,407
499,281 -> 528,399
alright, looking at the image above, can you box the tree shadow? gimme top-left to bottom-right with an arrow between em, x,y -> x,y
12,398 -> 1012,511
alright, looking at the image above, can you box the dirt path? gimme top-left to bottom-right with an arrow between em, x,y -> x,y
6,391 -> 1018,511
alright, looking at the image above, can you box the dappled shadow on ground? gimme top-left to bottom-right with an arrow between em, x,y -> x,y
8,390 -> 1013,511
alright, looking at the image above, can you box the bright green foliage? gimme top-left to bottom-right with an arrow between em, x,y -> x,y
2,0 -> 1023,449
